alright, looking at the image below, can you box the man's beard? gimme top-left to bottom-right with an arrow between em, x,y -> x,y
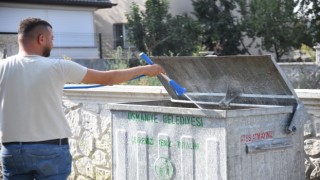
42,46 -> 51,57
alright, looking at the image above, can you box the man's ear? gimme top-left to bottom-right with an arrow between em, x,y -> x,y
38,34 -> 45,45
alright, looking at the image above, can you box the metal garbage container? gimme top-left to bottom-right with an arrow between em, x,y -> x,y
109,55 -> 307,180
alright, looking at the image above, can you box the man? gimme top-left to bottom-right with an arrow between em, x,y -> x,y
0,17 -> 164,179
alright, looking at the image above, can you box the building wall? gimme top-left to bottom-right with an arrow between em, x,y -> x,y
94,0 -> 143,55
168,0 -> 194,15
94,0 -> 195,57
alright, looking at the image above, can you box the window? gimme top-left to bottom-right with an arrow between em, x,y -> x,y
113,23 -> 132,49
113,24 -> 124,48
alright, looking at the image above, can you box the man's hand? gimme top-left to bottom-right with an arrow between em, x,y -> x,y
142,64 -> 165,77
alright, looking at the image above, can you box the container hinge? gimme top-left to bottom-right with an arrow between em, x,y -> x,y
219,86 -> 240,108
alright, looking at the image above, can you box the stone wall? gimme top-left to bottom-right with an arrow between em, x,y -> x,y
296,90 -> 320,180
279,63 -> 320,89
279,62 -> 320,180
0,34 -> 18,59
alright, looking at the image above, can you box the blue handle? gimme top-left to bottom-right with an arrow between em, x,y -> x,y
139,52 -> 187,96
169,80 -> 187,96
139,52 -> 154,65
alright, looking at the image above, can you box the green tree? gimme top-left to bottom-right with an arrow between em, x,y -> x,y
191,0 -> 244,55
126,0 -> 200,56
126,3 -> 146,53
164,14 -> 201,56
298,0 -> 320,44
237,0 -> 312,61
143,0 -> 171,55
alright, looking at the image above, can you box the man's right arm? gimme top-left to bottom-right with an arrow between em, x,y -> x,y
81,64 -> 165,86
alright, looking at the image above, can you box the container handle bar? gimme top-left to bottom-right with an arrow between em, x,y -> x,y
285,104 -> 308,134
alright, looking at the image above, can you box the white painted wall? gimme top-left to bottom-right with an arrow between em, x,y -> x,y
94,0 -> 195,51
169,0 -> 194,15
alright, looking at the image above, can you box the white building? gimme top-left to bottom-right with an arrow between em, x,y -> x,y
0,0 -> 115,59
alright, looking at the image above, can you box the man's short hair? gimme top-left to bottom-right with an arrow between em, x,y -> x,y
18,17 -> 52,36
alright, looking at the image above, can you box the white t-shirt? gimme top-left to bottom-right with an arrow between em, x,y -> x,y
0,55 -> 87,142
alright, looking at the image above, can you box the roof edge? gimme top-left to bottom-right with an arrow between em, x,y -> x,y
0,0 -> 117,9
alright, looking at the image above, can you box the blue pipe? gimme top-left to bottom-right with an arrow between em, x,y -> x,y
64,84 -> 105,89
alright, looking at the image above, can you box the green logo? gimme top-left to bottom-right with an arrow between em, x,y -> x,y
154,157 -> 174,179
